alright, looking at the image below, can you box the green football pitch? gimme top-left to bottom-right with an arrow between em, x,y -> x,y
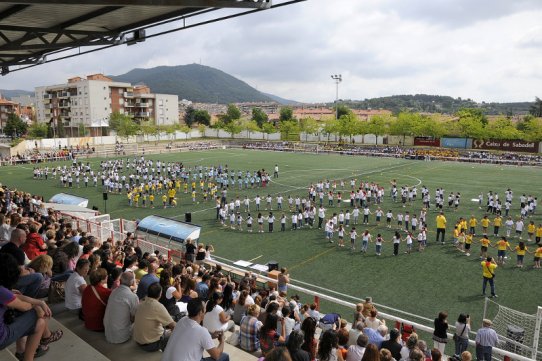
3,148 -> 541,329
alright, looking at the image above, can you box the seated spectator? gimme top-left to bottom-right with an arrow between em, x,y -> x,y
260,313 -> 286,357
362,344 -> 380,361
266,347 -> 293,361
161,298 -> 230,361
347,334 -> 369,361
133,282 -> 175,352
103,271 -> 139,344
400,334 -> 418,361
278,305 -> 296,340
51,241 -> 80,280
0,253 -> 63,360
136,256 -> 159,300
233,289 -> 253,325
364,325 -> 388,349
158,269 -> 183,321
203,291 -> 235,333
380,348 -> 394,361
287,330 -> 311,361
134,259 -> 148,281
430,348 -> 441,361
27,254 -> 53,299
240,304 -> 263,353
381,328 -> 402,361
318,329 -> 344,361
64,258 -> 90,313
460,351 -> 472,361
196,273 -> 211,301
409,349 -> 425,361
348,322 -> 365,347
0,229 -> 43,297
301,316 -> 318,361
22,223 -> 47,261
417,340 -> 431,361
180,276 -> 198,302
81,268 -> 112,331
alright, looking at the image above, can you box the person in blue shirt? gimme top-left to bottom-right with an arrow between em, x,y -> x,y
136,256 -> 159,299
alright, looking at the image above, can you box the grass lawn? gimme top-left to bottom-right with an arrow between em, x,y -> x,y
3,148 -> 541,331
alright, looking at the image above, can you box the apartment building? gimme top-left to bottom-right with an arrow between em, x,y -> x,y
35,74 -> 179,136
0,98 -> 20,133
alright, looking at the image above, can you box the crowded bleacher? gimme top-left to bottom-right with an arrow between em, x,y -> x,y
0,182 -> 504,361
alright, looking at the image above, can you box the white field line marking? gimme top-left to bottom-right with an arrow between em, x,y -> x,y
248,255 -> 263,262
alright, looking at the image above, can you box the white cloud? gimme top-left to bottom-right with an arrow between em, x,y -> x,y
1,0 -> 542,103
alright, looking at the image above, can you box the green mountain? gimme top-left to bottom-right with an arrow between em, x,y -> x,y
110,64 -> 276,104
0,89 -> 34,99
339,94 -> 534,116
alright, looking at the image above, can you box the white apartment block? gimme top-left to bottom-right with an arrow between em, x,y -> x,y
35,74 -> 179,136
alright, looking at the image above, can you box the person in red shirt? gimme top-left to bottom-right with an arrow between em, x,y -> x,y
82,268 -> 112,331
22,224 -> 47,261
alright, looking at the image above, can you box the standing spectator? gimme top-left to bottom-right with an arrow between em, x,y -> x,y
161,298 -> 229,361
104,271 -> 139,344
64,258 -> 90,313
185,238 -> 196,263
136,256 -> 159,300
432,311 -> 448,355
436,212 -> 446,244
278,267 -> 290,294
81,268 -> 112,331
133,282 -> 175,352
475,319 -> 498,361
481,257 -> 497,298
453,314 -> 471,359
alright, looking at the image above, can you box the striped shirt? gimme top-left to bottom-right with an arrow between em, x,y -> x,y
475,327 -> 498,347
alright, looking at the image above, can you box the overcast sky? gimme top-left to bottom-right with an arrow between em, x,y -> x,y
2,0 -> 542,103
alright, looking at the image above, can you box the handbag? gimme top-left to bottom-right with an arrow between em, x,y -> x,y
226,330 -> 240,346
48,280 -> 65,304
453,324 -> 467,341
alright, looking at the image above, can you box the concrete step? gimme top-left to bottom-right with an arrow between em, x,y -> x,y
51,307 -> 259,361
7,317 -> 109,361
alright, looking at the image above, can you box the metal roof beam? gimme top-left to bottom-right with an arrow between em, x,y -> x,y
0,38 -> 114,51
0,6 -> 122,51
0,24 -> 117,37
1,1 -> 271,9
0,4 -> 29,21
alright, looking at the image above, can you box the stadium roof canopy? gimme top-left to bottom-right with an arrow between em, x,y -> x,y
0,0 -> 305,75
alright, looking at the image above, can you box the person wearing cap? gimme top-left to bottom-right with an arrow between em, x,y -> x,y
475,319 -> 498,361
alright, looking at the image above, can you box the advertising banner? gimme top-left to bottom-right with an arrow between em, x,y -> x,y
414,137 -> 440,147
472,139 -> 539,153
441,138 -> 472,149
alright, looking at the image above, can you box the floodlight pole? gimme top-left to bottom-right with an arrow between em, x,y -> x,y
331,74 -> 342,120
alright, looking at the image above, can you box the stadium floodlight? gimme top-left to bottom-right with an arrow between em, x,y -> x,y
331,74 -> 342,120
